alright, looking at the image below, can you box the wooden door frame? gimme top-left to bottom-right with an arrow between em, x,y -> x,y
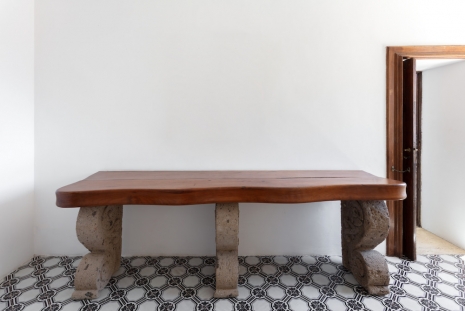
416,72 -> 423,229
386,45 -> 465,257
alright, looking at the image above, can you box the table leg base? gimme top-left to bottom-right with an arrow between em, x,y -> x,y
341,200 -> 390,296
215,203 -> 239,298
214,289 -> 239,298
72,205 -> 123,300
72,289 -> 99,300
366,286 -> 389,296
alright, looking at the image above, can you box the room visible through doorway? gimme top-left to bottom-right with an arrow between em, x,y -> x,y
386,46 -> 465,260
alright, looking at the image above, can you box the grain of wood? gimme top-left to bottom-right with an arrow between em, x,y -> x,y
56,170 -> 406,207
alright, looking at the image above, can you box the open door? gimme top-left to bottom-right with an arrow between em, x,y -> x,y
386,46 -> 465,258
402,58 -> 418,260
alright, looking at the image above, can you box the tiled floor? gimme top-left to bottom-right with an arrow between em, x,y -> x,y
1,255 -> 464,311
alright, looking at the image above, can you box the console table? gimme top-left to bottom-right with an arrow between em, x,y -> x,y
56,170 -> 406,300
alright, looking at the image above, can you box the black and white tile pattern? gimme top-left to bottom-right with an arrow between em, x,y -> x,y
1,255 -> 464,311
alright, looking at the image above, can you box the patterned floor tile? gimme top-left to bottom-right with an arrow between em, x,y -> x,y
1,255 -> 464,311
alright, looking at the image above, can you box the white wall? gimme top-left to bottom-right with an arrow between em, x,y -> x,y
0,0 -> 35,276
421,61 -> 465,249
34,0 -> 465,257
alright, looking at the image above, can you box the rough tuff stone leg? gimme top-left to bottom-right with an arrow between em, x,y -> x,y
214,203 -> 239,298
72,205 -> 123,300
341,200 -> 390,295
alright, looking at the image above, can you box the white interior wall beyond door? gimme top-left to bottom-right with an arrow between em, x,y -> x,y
0,0 -> 35,277
34,0 -> 465,256
421,61 -> 465,250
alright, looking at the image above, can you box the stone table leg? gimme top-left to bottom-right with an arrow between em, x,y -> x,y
214,203 -> 239,298
341,200 -> 390,295
72,205 -> 123,300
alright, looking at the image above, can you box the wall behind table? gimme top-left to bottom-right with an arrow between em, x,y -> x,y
0,0 -> 35,277
34,0 -> 465,256
421,61 -> 465,250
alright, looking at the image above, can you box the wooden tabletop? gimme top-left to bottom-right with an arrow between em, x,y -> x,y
56,171 -> 406,207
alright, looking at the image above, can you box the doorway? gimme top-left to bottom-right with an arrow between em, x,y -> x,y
415,59 -> 465,256
386,46 -> 465,260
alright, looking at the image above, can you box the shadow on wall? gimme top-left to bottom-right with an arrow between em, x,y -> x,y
117,201 -> 344,257
0,190 -> 35,278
